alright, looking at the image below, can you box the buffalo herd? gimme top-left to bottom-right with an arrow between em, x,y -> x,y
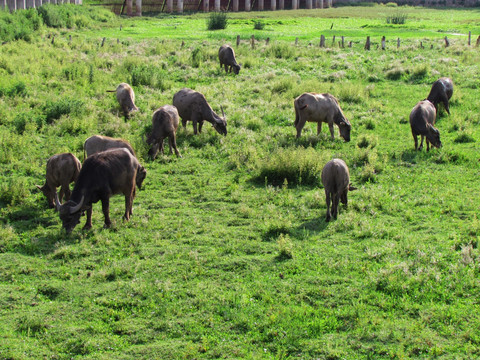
37,43 -> 454,230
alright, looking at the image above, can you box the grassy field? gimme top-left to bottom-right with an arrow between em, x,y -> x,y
1,4 -> 480,359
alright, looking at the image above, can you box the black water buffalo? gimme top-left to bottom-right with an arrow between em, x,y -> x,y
55,148 -> 146,233
427,77 -> 453,115
409,100 -> 442,151
218,45 -> 241,75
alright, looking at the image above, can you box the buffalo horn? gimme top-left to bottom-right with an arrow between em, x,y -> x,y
220,106 -> 225,119
54,193 -> 61,211
69,195 -> 84,214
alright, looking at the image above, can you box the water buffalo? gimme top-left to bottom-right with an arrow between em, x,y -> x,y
294,93 -> 351,141
218,45 -> 241,75
173,88 -> 227,136
107,83 -> 138,117
427,77 -> 453,115
84,135 -> 135,159
321,159 -> 356,222
55,148 -> 146,233
36,153 -> 81,208
409,100 -> 442,151
146,105 -> 182,159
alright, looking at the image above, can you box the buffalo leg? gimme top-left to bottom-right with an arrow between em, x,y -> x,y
295,118 -> 306,138
412,131 -> 418,150
328,122 -> 335,140
442,95 -> 450,115
123,192 -> 134,220
169,135 -> 181,157
426,139 -> 430,152
63,185 -> 72,202
224,64 -> 228,73
317,121 -> 322,136
419,135 -> 424,151
101,198 -> 112,228
325,190 -> 332,222
182,119 -> 188,130
83,207 -> 93,230
159,138 -> 165,156
198,120 -> 204,134
191,113 -> 201,135
332,193 -> 339,219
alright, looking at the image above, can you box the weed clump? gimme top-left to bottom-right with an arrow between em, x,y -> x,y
0,81 -> 27,98
130,64 -> 169,90
207,12 -> 228,30
276,234 -> 293,260
0,177 -> 29,205
266,43 -> 295,59
386,11 -> 407,24
43,98 -> 84,124
454,133 -> 475,143
253,20 -> 265,30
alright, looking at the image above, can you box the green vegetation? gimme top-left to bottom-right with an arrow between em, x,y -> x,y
1,4 -> 480,359
206,11 -> 228,30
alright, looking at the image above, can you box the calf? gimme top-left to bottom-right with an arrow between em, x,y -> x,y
218,45 -> 241,75
146,105 -> 182,159
107,83 -> 138,117
55,148 -> 146,233
321,159 -> 356,222
37,153 -> 81,208
409,100 -> 442,151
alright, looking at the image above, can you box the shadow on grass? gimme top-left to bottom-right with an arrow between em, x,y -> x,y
296,217 -> 329,234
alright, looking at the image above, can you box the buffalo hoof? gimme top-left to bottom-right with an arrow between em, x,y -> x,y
82,224 -> 92,231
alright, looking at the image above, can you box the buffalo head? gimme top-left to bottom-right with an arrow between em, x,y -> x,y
55,194 -> 85,233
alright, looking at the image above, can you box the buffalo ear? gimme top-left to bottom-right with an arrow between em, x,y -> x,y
340,121 -> 346,126
348,183 -> 357,191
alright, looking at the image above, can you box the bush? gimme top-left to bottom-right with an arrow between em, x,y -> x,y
207,12 -> 227,30
0,8 -> 42,42
253,20 -> 265,30
386,12 -> 408,24
0,81 -> 27,98
130,64 -> 169,90
43,98 -> 85,124
0,177 -> 29,206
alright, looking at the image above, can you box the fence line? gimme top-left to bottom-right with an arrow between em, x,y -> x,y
2,0 -> 82,11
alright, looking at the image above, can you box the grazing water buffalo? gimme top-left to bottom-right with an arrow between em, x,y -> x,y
107,83 -> 138,117
84,135 -> 135,159
427,77 -> 453,115
55,148 -> 146,233
409,100 -> 442,151
36,153 -> 81,208
146,105 -> 182,159
218,45 -> 241,75
321,159 -> 356,222
173,88 -> 227,136
294,93 -> 351,141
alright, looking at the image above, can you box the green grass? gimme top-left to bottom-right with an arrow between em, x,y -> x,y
1,4 -> 480,359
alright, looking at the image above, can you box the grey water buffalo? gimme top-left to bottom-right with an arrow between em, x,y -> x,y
321,159 -> 356,222
173,88 -> 227,136
146,105 -> 181,159
218,45 -> 241,75
55,148 -> 146,233
107,83 -> 138,117
294,93 -> 351,141
36,153 -> 81,208
409,100 -> 442,151
83,135 -> 135,159
427,77 -> 453,115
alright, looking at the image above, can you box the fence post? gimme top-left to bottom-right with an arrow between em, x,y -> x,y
101,37 -> 106,47
444,36 -> 449,47
295,37 -> 298,46
251,35 -> 255,49
381,36 -> 385,50
236,35 -> 240,47
320,35 -> 325,47
331,35 -> 336,46
364,36 -> 370,50
397,37 -> 400,48
266,37 -> 270,45
476,35 -> 480,47
468,31 -> 471,46
341,36 -> 344,48
348,41 -> 352,47
420,41 -> 423,49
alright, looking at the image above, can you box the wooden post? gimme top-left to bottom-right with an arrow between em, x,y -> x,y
251,35 -> 255,49
444,36 -> 449,47
320,35 -> 325,47
468,31 -> 471,46
397,37 -> 400,48
291,0 -> 297,9
420,41 -> 423,49
331,35 -> 335,46
270,0 -> 275,10
306,0 -> 312,8
364,36 -> 370,50
266,37 -> 270,45
295,37 -> 298,46
257,0 -> 263,9
341,36 -> 344,48
214,0 -> 220,11
135,0 -> 142,16
101,37 -> 106,47
236,35 -> 240,46
245,0 -> 250,11
381,36 -> 385,50
279,0 -> 283,9
348,41 -> 352,48
181,40 -> 185,48
476,35 -> 480,47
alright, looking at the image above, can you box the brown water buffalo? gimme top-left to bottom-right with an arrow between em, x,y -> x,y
37,153 -> 81,208
146,105 -> 181,159
409,100 -> 442,151
294,93 -> 351,141
173,88 -> 227,136
427,77 -> 453,115
55,148 -> 146,233
83,135 -> 135,159
107,83 -> 138,117
321,159 -> 356,222
219,45 -> 241,75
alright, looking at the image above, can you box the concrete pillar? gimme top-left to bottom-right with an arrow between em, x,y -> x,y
203,0 -> 209,12
26,0 -> 34,7
7,0 -> 15,10
135,0 -> 141,15
270,0 -> 275,10
167,0 -> 173,12
279,0 -> 283,9
291,0 -> 296,9
126,0 -> 133,15
257,0 -> 263,9
319,0 -> 323,7
1,0 -> 7,8
214,0 -> 219,10
306,0 -> 311,8
16,0 -> 25,9
177,0 -> 183,13
34,0 -> 41,6
245,0 -> 250,11
327,0 -> 332,6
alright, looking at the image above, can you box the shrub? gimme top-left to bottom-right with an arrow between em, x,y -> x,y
190,47 -> 204,68
276,234 -> 293,260
255,147 -> 326,186
0,81 -> 27,98
0,8 -> 42,42
386,12 -> 408,24
385,67 -> 405,80
454,132 -> 475,143
253,20 -> 265,30
0,177 -> 29,206
266,43 -> 295,59
43,98 -> 85,124
207,12 -> 227,30
130,64 -> 168,90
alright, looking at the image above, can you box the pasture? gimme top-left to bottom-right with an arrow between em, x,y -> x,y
1,4 -> 480,359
